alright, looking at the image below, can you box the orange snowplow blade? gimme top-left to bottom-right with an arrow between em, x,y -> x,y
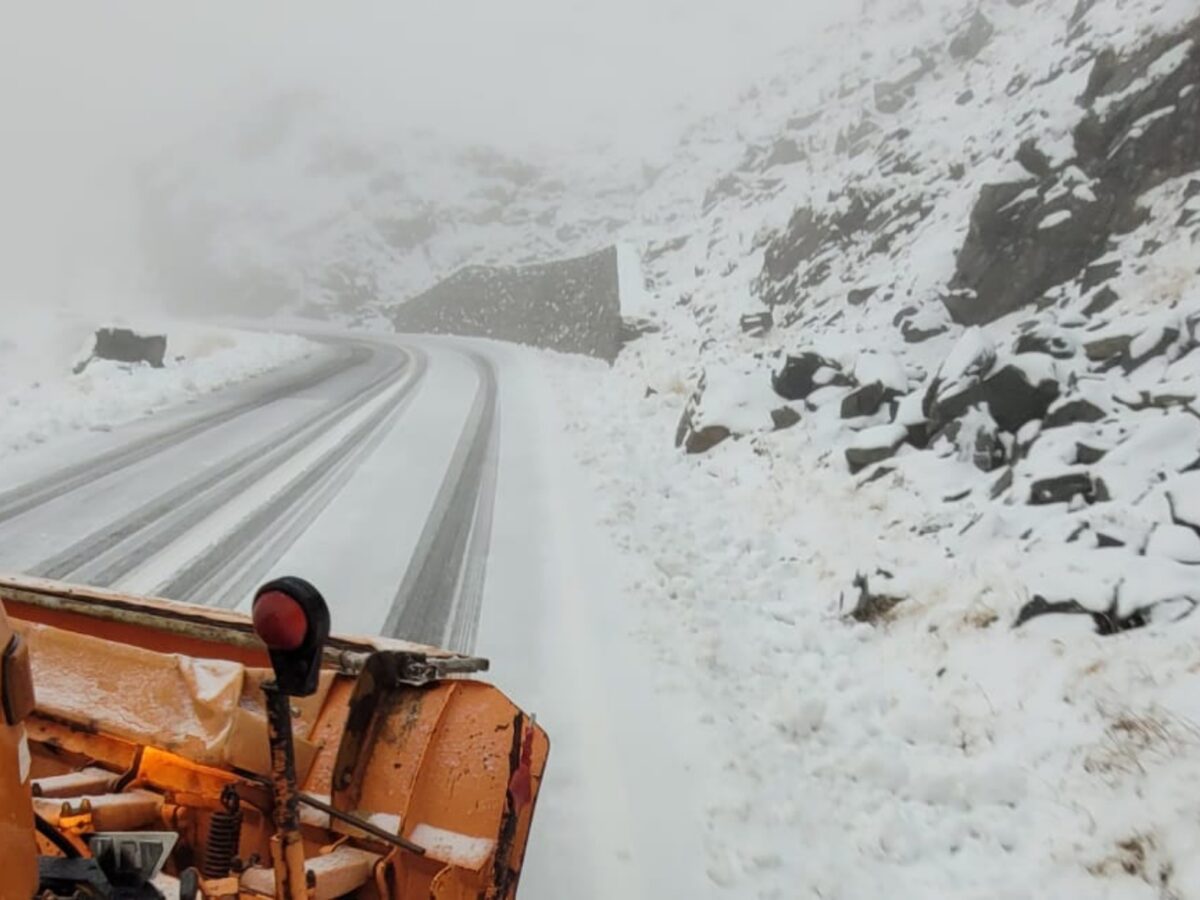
0,574 -> 549,899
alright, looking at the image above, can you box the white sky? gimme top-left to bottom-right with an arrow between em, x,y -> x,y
0,0 -> 847,310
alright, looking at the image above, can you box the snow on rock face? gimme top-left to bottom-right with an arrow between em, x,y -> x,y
852,349 -> 908,393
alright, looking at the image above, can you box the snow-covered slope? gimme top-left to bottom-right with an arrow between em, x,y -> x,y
549,0 -> 1200,896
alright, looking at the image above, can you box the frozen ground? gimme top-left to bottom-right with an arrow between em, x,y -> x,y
0,315 -> 313,460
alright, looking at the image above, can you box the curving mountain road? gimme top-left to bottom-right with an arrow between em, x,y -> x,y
0,326 -> 716,900
0,333 -> 501,650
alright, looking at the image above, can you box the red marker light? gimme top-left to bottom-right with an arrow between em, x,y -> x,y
253,590 -> 308,650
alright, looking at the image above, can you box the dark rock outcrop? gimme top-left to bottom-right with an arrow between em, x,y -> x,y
948,21 -> 1200,325
771,406 -> 802,431
927,363 -> 1060,434
946,179 -> 1122,325
758,192 -> 882,306
1044,397 -> 1106,428
75,328 -> 168,373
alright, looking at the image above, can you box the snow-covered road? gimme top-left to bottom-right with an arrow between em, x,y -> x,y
0,326 -> 711,899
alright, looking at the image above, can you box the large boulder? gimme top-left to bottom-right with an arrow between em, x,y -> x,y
927,358 -> 1060,435
841,382 -> 899,419
772,352 -> 851,401
923,331 -> 1062,434
75,327 -> 168,373
924,327 -> 997,412
842,351 -> 907,419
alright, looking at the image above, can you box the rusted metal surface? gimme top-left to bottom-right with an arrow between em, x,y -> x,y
26,714 -> 140,773
332,674 -> 550,897
3,631 -> 36,725
303,676 -> 356,795
264,682 -> 308,900
0,601 -> 38,898
0,573 -> 488,676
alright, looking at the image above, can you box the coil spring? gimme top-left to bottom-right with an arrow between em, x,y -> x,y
201,786 -> 243,879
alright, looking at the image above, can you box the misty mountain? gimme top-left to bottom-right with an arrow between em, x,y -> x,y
137,92 -> 642,319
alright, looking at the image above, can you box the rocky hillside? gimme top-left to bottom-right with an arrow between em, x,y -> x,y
638,0 -> 1200,631
137,93 -> 642,319
553,0 -> 1200,895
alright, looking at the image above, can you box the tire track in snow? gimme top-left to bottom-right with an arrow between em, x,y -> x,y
26,343 -> 423,596
158,347 -> 430,607
382,349 -> 499,650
